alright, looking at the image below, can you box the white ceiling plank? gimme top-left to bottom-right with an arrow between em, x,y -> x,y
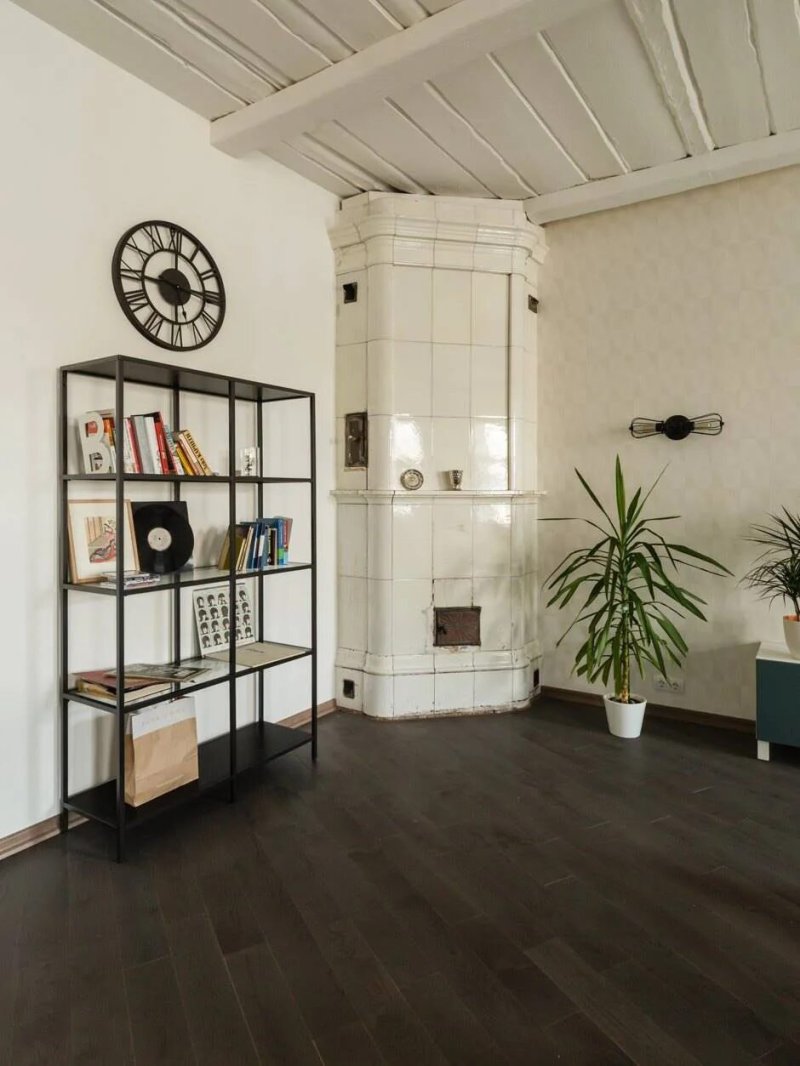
418,0 -> 462,11
264,143 -> 363,196
525,126 -> 800,223
376,0 -> 430,27
288,134 -> 392,190
211,0 -> 611,156
747,0 -> 800,133
671,0 -> 771,146
621,0 -> 714,154
253,0 -> 353,63
11,0 -> 242,118
390,82 -> 535,197
433,55 -> 587,193
493,33 -> 626,178
292,0 -> 402,49
101,0 -> 278,101
313,121 -> 429,192
340,100 -> 492,195
185,0 -> 334,81
544,0 -> 686,170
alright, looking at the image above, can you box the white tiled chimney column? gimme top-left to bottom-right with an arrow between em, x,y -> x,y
330,194 -> 547,718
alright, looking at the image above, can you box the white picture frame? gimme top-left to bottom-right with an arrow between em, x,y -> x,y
66,498 -> 139,584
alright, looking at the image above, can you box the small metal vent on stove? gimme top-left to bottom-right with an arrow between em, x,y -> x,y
434,607 -> 481,647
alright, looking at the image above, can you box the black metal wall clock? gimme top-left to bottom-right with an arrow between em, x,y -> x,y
112,220 -> 225,351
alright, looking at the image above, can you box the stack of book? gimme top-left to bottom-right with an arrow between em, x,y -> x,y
217,516 -> 293,571
72,669 -> 172,706
79,409 -> 213,476
71,662 -> 208,705
99,570 -> 161,590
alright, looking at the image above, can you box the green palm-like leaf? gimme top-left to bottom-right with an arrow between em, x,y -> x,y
543,457 -> 728,702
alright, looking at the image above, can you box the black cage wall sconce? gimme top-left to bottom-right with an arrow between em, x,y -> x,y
629,413 -> 725,441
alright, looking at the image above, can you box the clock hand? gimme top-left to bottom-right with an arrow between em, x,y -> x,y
142,273 -> 206,300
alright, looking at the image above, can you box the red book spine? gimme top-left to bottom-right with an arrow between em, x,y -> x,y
152,415 -> 170,474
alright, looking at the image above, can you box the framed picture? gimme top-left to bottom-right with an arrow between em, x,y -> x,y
193,583 -> 254,656
66,498 -> 139,584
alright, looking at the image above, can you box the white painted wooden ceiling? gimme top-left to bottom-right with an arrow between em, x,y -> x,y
14,0 -> 800,220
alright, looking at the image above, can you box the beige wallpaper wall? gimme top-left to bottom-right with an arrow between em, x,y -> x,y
538,166 -> 800,720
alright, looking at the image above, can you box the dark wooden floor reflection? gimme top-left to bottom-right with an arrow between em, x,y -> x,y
3,699 -> 800,1065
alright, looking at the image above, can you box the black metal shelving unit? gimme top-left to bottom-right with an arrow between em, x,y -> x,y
58,355 -> 318,861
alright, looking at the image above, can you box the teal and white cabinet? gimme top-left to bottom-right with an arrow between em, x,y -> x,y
756,643 -> 800,761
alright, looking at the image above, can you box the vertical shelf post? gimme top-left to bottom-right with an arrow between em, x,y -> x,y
256,397 -> 264,731
227,380 -> 237,801
171,376 -> 182,682
114,359 -> 127,862
310,392 -> 318,761
58,369 -> 69,832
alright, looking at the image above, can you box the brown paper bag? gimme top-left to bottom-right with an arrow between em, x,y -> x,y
124,697 -> 199,806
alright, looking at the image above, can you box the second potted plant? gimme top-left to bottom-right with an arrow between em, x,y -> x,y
743,510 -> 800,659
544,457 -> 729,738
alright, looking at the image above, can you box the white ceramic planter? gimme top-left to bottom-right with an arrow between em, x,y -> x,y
603,694 -> 646,739
784,616 -> 800,660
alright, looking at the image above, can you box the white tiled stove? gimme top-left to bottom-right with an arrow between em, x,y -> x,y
330,194 -> 547,718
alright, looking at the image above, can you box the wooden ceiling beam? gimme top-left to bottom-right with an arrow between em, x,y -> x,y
525,127 -> 800,224
210,0 -> 609,157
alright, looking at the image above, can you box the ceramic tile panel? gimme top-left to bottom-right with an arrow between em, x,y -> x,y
472,272 -> 509,347
473,576 -> 512,651
432,343 -> 471,418
337,503 -> 367,579
367,339 -> 394,415
338,576 -> 368,652
472,417 -> 509,490
392,578 -> 433,655
471,346 -> 508,419
393,501 -> 433,580
432,500 -> 473,579
392,342 -> 432,416
435,670 -> 475,712
364,672 -> 394,718
367,502 -> 393,579
433,269 -> 472,344
394,673 -> 435,716
474,668 -> 514,709
473,501 -> 512,577
433,577 -> 473,606
367,264 -> 393,341
368,578 -> 393,657
393,266 -> 433,342
336,343 -> 368,421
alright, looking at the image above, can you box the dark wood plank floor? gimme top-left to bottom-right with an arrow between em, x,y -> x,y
3,697 -> 800,1065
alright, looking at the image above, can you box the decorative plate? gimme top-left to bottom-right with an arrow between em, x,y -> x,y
400,468 -> 424,491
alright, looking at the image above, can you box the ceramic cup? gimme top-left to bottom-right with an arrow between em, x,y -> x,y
447,469 -> 463,490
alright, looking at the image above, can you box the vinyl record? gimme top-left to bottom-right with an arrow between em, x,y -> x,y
131,501 -> 194,574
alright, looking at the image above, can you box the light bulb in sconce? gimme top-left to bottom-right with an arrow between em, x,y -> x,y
447,469 -> 463,490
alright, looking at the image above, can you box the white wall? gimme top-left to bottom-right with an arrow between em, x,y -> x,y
0,3 -> 338,839
539,167 -> 800,720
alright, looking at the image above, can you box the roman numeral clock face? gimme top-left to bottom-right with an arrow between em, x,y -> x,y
112,221 -> 225,351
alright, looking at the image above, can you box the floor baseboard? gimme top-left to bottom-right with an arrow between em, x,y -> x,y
540,685 -> 755,734
1,700 -> 338,863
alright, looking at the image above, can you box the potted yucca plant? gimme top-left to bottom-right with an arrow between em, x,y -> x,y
544,457 -> 730,738
743,510 -> 800,659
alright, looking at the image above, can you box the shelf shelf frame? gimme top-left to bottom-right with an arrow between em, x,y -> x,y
58,354 -> 318,861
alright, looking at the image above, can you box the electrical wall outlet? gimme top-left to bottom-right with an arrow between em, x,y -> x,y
653,676 -> 685,695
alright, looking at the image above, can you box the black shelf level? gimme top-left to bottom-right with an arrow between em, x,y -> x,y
58,355 -> 318,861
65,722 -> 312,829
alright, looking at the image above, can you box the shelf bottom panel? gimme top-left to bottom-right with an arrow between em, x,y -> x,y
65,721 -> 312,829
